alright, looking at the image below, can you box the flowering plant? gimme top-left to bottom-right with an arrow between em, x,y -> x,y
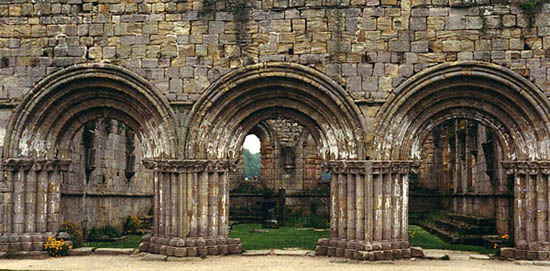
43,237 -> 72,257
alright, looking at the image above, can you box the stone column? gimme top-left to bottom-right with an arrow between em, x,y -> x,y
0,158 -> 70,254
315,160 -> 419,261
140,159 -> 242,258
500,161 -> 550,260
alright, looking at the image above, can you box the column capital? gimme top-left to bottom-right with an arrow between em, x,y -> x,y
3,158 -> 71,172
142,159 -> 237,173
321,160 -> 420,175
501,160 -> 550,176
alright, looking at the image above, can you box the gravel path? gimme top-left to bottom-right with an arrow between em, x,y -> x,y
0,254 -> 547,271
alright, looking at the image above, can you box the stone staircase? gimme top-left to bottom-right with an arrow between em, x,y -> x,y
416,212 -> 503,248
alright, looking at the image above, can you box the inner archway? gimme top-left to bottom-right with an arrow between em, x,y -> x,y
374,62 -> 550,259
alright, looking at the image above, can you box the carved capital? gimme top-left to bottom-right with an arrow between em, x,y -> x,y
501,161 -> 550,176
3,158 -> 71,172
4,158 -> 34,172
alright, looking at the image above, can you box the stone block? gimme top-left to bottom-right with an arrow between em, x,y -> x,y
344,249 -> 355,258
173,247 -> 186,257
166,246 -> 175,256
500,248 -> 516,258
187,247 -> 198,257
315,246 -> 327,255
207,246 -> 218,255
410,246 -> 424,257
218,245 -> 228,255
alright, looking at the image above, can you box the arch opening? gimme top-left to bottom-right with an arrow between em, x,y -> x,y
1,64 -> 177,243
375,62 -> 550,256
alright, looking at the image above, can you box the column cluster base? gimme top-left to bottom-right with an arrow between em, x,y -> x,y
139,235 -> 242,257
315,239 -> 411,261
500,248 -> 550,260
0,232 -> 72,252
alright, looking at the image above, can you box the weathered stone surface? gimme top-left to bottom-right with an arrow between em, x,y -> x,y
141,253 -> 167,261
69,247 -> 94,256
1,0 -> 550,264
95,248 -> 135,256
469,254 -> 490,260
242,250 -> 271,256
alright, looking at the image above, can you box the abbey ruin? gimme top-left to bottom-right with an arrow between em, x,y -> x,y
1,0 -> 550,261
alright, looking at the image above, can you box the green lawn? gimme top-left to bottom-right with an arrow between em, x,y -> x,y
79,225 -> 495,255
229,224 -> 330,250
408,225 -> 495,254
85,234 -> 142,249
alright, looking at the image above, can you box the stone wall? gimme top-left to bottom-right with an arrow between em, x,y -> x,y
62,118 -> 153,229
1,0 -> 549,116
1,0 -> 550,260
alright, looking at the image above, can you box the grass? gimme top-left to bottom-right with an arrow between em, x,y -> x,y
229,224 -> 330,250
78,225 -> 494,255
408,225 -> 495,254
85,234 -> 141,249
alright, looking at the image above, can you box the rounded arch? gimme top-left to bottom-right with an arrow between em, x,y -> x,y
4,63 -> 179,160
184,62 -> 367,160
373,61 -> 550,160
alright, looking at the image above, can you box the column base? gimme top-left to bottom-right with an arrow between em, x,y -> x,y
139,235 -> 243,257
315,239 -> 411,261
500,248 -> 550,260
0,232 -> 72,253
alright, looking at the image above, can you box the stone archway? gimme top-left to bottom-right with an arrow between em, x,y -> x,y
0,63 -> 178,253
374,61 -> 550,260
138,62 -> 398,258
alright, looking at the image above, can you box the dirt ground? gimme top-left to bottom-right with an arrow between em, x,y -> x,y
1,254 -> 548,271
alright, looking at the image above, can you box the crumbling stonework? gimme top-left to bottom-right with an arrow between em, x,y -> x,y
0,0 -> 549,261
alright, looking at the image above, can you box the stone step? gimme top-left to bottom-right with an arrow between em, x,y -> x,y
419,223 -> 485,246
444,212 -> 496,227
433,217 -> 496,236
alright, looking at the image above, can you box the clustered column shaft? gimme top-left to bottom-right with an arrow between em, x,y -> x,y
0,158 -> 70,252
501,161 -> 550,260
316,160 -> 419,261
140,159 -> 242,258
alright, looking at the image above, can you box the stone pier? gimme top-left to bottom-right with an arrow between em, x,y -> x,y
501,162 -> 550,260
138,159 -> 242,257
315,160 -> 419,261
0,158 -> 70,252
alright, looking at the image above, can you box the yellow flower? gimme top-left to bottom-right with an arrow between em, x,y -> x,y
493,243 -> 498,249
501,234 -> 510,240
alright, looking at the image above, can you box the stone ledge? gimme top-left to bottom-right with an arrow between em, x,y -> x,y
94,248 -> 135,255
315,238 -> 411,261
69,247 -> 94,256
139,236 -> 243,257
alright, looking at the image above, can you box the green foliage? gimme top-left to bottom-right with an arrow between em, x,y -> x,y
242,148 -> 260,180
286,212 -> 329,229
517,0 -> 547,28
60,220 -> 85,248
229,224 -> 330,250
86,234 -> 142,249
230,181 -> 263,193
122,216 -> 142,235
408,225 -> 495,254
88,225 -> 122,240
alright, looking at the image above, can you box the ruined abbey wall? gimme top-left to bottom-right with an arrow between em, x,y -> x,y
0,0 -> 550,260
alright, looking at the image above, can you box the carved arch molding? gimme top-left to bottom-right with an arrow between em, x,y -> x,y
2,62 -> 549,261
